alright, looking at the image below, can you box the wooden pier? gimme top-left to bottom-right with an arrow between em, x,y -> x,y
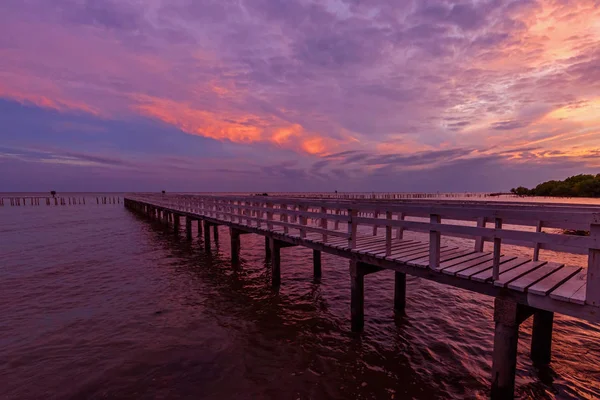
124,194 -> 600,399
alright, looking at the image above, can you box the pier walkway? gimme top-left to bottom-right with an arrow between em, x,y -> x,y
125,194 -> 600,399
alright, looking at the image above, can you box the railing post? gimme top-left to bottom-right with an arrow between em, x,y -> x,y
474,217 -> 486,252
281,204 -> 289,233
493,218 -> 503,281
429,214 -> 441,269
385,211 -> 392,256
320,206 -> 328,242
533,221 -> 542,261
372,210 -> 378,236
266,202 -> 273,230
586,221 -> 600,306
246,201 -> 251,225
255,201 -> 260,226
334,209 -> 340,230
299,205 -> 307,238
348,209 -> 357,249
396,212 -> 405,239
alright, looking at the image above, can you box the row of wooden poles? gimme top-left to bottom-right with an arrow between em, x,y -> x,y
0,197 -> 121,206
289,192 -> 503,199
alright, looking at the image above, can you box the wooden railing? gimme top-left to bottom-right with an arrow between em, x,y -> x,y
128,194 -> 600,305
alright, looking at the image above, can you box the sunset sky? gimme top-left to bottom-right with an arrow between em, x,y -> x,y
1,0 -> 599,192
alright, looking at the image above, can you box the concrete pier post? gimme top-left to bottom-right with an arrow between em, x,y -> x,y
394,272 -> 406,313
186,217 -> 192,240
230,228 -> 241,265
531,310 -> 554,365
350,261 -> 365,332
491,297 -> 533,400
197,219 -> 202,236
203,220 -> 211,250
313,250 -> 322,280
270,238 -> 281,287
213,225 -> 219,242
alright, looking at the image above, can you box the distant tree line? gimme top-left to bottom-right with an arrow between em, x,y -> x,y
511,174 -> 600,197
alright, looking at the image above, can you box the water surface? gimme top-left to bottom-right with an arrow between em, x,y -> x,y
1,196 -> 600,399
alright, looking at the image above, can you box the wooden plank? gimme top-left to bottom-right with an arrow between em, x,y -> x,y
354,242 -> 389,254
393,248 -> 436,262
571,283 -> 587,305
471,258 -> 531,282
354,239 -> 385,250
370,240 -> 417,257
441,253 -> 494,275
528,265 -> 582,296
438,251 -> 492,270
388,243 -> 430,258
493,260 -> 546,287
386,242 -> 428,256
507,262 -> 564,292
455,256 -> 519,279
410,248 -> 466,268
326,237 -> 350,246
550,271 -> 587,303
354,236 -> 385,247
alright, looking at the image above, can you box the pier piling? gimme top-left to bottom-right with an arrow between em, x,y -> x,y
313,250 -> 322,281
531,310 -> 553,365
394,272 -> 406,313
270,238 -> 281,287
213,225 -> 219,242
230,228 -> 241,265
203,220 -> 211,250
350,261 -> 365,332
491,297 -> 534,400
185,217 -> 192,239
265,236 -> 271,258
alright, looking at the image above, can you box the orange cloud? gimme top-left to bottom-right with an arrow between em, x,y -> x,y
132,94 -> 343,155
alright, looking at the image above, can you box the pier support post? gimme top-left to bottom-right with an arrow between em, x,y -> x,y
213,225 -> 219,242
265,236 -> 271,258
313,250 -> 322,281
394,272 -> 406,313
203,220 -> 211,250
491,297 -> 534,400
350,261 -> 365,332
270,238 -> 281,287
186,217 -> 192,240
531,310 -> 553,365
174,214 -> 180,233
197,219 -> 202,236
230,228 -> 241,265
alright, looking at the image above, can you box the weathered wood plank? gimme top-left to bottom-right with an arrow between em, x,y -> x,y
507,262 -> 564,292
471,258 -> 531,282
438,251 -> 492,270
455,256 -> 519,279
494,261 -> 547,288
571,283 -> 587,305
388,243 -> 430,258
550,272 -> 587,304
528,266 -> 582,296
394,248 -> 437,262
410,248 -> 468,268
441,253 -> 494,275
